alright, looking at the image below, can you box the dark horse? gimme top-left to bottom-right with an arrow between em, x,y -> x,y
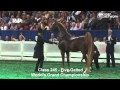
50,22 -> 94,73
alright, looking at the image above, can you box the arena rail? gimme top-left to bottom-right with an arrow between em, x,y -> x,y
0,41 -> 120,63
0,30 -> 120,42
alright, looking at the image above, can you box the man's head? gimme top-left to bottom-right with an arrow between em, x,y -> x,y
5,36 -> 9,41
38,32 -> 42,36
20,32 -> 23,35
0,36 -> 2,40
108,29 -> 112,36
71,22 -> 76,27
51,33 -> 55,38
38,30 -> 43,38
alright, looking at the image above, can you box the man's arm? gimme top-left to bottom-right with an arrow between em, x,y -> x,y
94,45 -> 100,56
111,37 -> 117,44
22,35 -> 26,40
44,39 -> 58,45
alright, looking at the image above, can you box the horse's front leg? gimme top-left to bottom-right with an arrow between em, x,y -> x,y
61,50 -> 65,68
66,51 -> 70,69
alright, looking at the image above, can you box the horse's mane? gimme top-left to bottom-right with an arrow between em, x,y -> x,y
58,22 -> 67,30
57,22 -> 72,37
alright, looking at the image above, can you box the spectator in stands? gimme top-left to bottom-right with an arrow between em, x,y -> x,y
4,36 -> 9,41
24,23 -> 30,30
33,31 -> 57,72
57,12 -> 65,22
103,37 -> 106,42
19,23 -> 24,30
11,35 -> 18,41
98,38 -> 103,42
45,19 -> 50,30
49,32 -> 58,42
88,13 -> 93,30
0,11 -> 120,31
29,23 -> 38,30
14,15 -> 23,23
83,16 -> 89,30
8,18 -> 13,29
10,23 -> 18,30
74,19 -> 82,30
2,12 -> 9,22
105,29 -> 117,67
21,13 -> 27,24
29,39 -> 32,41
30,16 -> 37,24
66,12 -> 76,22
88,12 -> 99,30
0,36 -> 3,41
96,18 -> 109,30
25,14 -> 32,25
0,22 -> 8,30
116,16 -> 120,29
44,11 -> 50,19
80,14 -> 86,30
65,22 -> 71,31
35,13 -> 41,23
19,32 -> 26,41
48,21 -> 53,29
70,22 -> 76,30
94,37 -> 98,42
8,15 -> 14,25
48,11 -> 55,18
40,21 -> 46,30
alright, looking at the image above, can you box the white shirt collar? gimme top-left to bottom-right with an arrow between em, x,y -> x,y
108,35 -> 111,41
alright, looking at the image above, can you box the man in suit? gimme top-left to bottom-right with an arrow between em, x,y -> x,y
105,29 -> 116,67
33,30 -> 57,72
93,45 -> 100,69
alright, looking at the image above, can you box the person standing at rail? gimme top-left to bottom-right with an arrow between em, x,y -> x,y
33,30 -> 57,72
105,29 -> 117,67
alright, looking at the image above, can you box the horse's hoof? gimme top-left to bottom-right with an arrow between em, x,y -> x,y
83,71 -> 87,74
83,68 -> 91,74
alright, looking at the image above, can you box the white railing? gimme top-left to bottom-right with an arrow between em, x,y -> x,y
0,41 -> 120,63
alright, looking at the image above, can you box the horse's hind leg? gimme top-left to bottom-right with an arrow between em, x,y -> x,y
81,54 -> 86,63
66,51 -> 70,69
81,57 -> 84,62
61,50 -> 65,68
83,54 -> 92,74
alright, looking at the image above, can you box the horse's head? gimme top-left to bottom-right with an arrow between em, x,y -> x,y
50,21 -> 72,41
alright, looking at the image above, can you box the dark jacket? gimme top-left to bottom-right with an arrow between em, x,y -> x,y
81,44 -> 100,61
33,35 -> 53,59
93,45 -> 100,58
106,36 -> 116,53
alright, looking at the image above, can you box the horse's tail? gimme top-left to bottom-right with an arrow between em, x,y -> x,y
85,32 -> 94,70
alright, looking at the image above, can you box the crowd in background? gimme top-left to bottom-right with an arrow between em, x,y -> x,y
1,11 -> 120,31
0,11 -> 120,41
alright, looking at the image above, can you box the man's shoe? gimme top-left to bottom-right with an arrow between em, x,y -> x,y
34,69 -> 39,72
112,66 -> 115,68
106,65 -> 110,68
